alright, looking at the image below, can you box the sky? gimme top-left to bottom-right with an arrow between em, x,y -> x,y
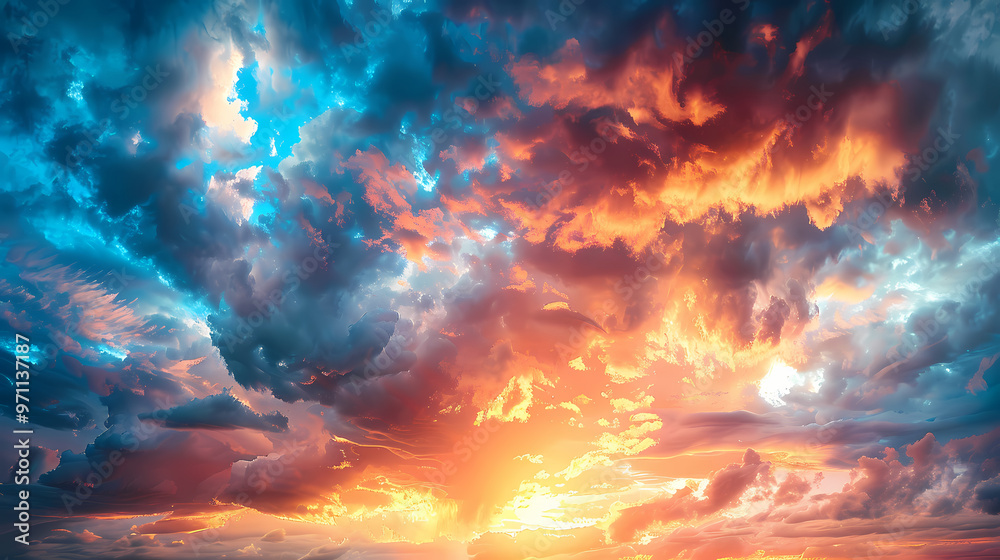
1,0 -> 1000,558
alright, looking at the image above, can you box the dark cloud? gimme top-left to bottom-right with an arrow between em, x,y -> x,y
138,392 -> 289,432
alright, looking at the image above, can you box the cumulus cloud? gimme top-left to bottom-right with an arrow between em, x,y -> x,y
139,392 -> 289,432
610,449 -> 774,542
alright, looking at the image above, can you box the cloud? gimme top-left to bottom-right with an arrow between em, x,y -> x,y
2,0 -> 1000,557
610,449 -> 774,542
261,528 -> 286,542
139,392 -> 289,432
42,529 -> 102,544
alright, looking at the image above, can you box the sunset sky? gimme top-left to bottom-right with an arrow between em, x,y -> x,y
2,0 -> 1000,558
